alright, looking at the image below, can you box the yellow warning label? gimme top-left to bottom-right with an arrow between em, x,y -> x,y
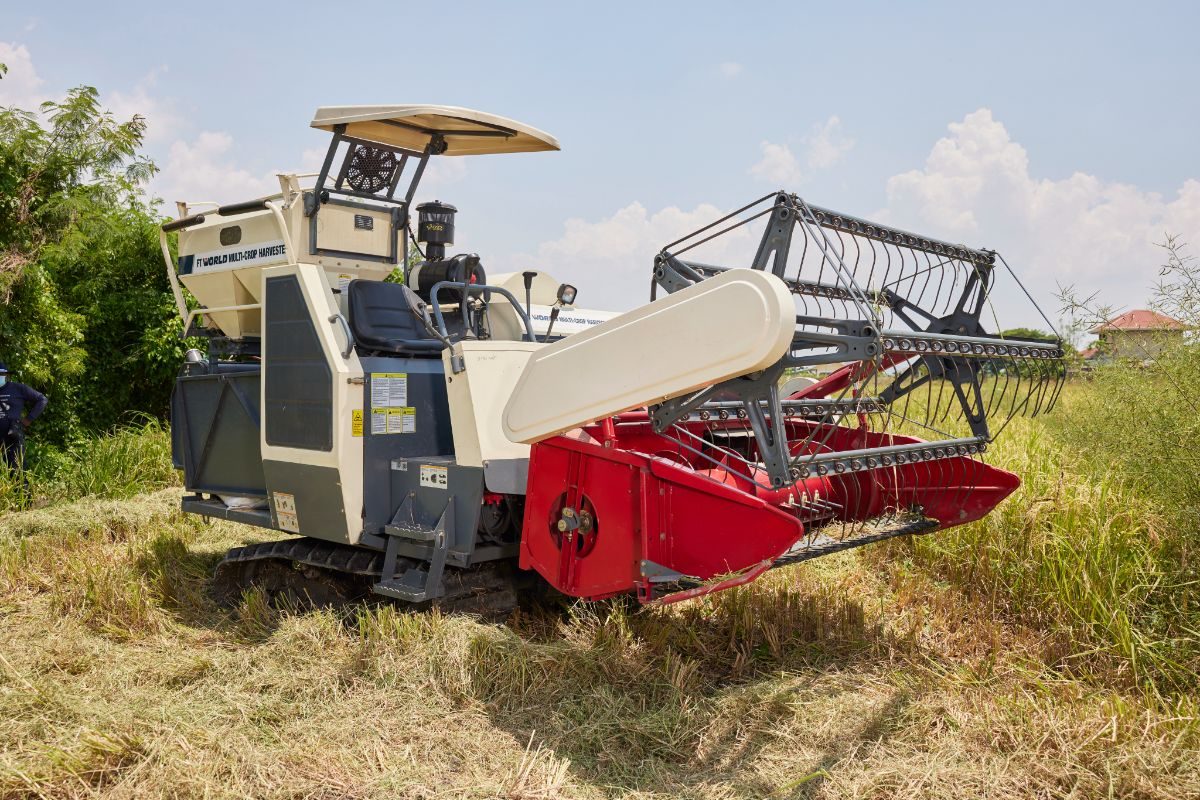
351,409 -> 364,437
371,407 -> 415,434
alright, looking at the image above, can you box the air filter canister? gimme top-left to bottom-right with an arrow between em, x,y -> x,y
417,201 -> 456,260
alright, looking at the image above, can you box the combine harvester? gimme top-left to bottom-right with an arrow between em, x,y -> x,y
163,105 -> 1065,611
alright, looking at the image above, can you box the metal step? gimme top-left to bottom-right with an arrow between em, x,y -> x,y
181,496 -> 274,531
383,494 -> 441,542
374,500 -> 454,602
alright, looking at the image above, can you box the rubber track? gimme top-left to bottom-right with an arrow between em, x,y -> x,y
212,537 -> 534,617
220,538 -> 386,576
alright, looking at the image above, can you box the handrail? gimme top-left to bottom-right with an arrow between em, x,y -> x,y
263,199 -> 294,263
428,281 -> 537,343
159,228 -> 189,324
328,313 -> 354,358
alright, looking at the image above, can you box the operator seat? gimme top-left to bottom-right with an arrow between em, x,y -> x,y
346,280 -> 445,356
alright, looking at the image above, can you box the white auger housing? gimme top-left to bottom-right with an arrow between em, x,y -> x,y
165,174 -> 395,339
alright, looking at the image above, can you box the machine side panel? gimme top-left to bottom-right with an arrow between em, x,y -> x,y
260,263 -> 366,545
313,203 -> 395,261
264,275 -> 333,451
262,460 -> 347,541
360,355 -> 454,536
442,340 -> 540,493
171,365 -> 266,497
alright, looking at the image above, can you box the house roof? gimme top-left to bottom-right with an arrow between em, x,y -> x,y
1089,309 -> 1185,334
1079,347 -> 1100,360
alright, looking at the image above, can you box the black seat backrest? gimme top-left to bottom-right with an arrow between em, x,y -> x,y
346,280 -> 444,355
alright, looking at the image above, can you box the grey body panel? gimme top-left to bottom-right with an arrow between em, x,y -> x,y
262,460 -> 348,543
360,355 -> 454,535
171,363 -> 267,497
483,458 -> 529,494
386,457 -> 500,567
359,356 -> 506,566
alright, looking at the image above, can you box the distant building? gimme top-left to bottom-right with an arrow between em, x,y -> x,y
1087,309 -> 1185,362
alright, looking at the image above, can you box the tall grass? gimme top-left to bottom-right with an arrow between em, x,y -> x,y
1051,344 -> 1200,529
0,401 -> 1195,794
0,418 -> 178,513
894,345 -> 1200,696
0,491 -> 1195,798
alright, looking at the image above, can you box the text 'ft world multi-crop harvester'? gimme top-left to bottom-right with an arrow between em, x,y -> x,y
164,105 -> 1065,611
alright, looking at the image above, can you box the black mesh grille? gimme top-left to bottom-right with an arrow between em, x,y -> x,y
264,276 -> 332,451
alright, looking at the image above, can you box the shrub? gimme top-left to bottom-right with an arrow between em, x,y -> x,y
0,419 -> 177,512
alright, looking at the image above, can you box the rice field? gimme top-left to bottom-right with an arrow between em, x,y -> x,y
0,372 -> 1197,798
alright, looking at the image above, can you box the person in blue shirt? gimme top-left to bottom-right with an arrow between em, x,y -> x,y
0,362 -> 48,474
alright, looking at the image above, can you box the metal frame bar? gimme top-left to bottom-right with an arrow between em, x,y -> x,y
305,127 -> 436,265
428,281 -> 538,343
646,190 -> 1065,491
378,117 -> 518,139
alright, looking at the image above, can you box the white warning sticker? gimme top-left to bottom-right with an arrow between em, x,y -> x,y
272,491 -> 299,532
370,373 -> 408,408
420,464 -> 449,490
372,406 -> 415,434
387,407 -> 416,434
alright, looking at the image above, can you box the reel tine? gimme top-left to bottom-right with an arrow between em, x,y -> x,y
649,192 -> 1063,535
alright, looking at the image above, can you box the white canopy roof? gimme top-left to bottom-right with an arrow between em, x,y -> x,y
310,105 -> 560,156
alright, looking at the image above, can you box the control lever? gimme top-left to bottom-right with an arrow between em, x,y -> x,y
401,285 -> 465,373
522,271 -> 537,319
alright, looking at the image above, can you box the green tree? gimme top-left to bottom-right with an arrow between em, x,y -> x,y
0,83 -> 187,450
999,326 -> 1053,342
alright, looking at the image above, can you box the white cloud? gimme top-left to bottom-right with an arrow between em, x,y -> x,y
805,115 -> 854,168
499,202 -> 759,311
881,108 -> 1200,317
419,155 -> 468,191
749,117 -> 854,186
523,107 -> 1200,326
0,42 -> 324,211
107,67 -> 180,143
153,131 -> 282,205
718,61 -> 744,79
0,46 -> 180,147
0,42 -> 45,109
749,140 -> 803,185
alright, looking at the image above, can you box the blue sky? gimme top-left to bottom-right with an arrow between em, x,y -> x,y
3,1 -> 1199,332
